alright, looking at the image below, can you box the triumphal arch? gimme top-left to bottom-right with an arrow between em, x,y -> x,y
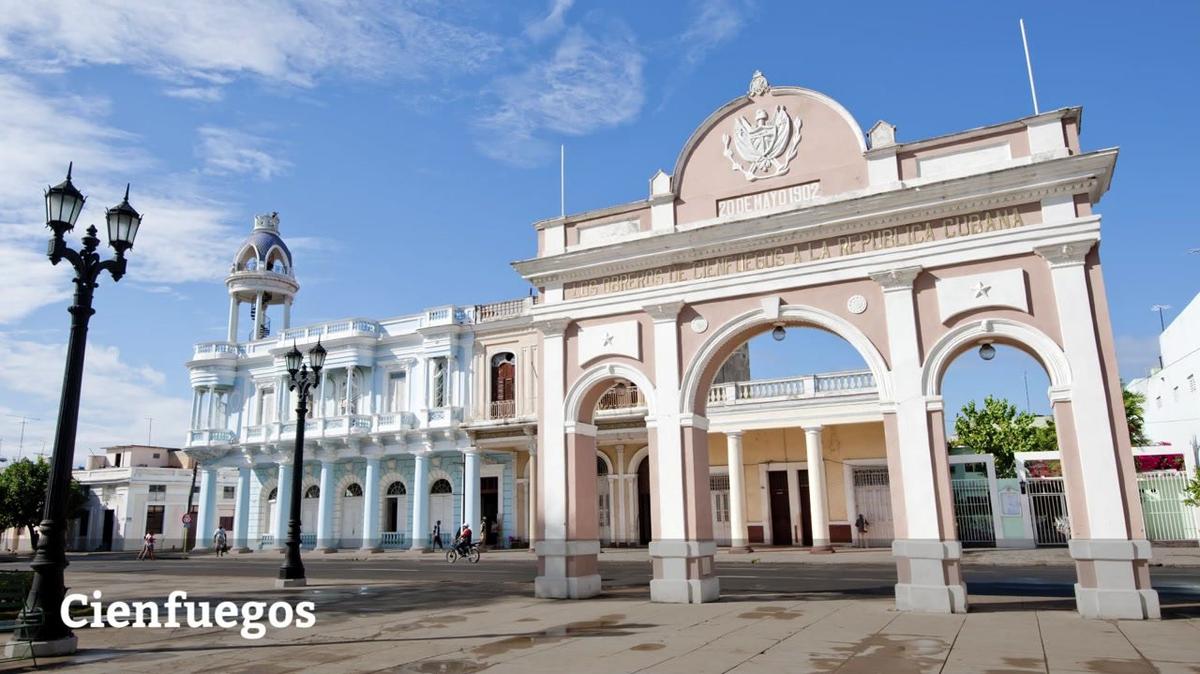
514,72 -> 1157,619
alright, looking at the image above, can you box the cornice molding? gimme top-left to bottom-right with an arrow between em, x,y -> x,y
513,150 -> 1115,286
643,301 -> 686,322
1034,240 -> 1096,268
869,266 -> 923,291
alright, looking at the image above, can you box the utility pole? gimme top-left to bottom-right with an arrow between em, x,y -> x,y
1151,304 -> 1171,369
7,415 -> 40,460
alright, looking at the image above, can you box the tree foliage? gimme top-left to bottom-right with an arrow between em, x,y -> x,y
1123,389 -> 1151,446
953,396 -> 1051,478
0,458 -> 88,549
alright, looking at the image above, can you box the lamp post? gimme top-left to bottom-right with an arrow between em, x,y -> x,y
14,164 -> 142,657
277,340 -> 326,588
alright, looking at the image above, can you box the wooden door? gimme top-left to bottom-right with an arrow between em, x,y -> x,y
768,471 -> 792,545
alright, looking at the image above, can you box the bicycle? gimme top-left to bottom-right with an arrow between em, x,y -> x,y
445,541 -> 481,564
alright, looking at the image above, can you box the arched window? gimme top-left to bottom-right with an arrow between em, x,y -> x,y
430,479 -> 452,494
386,481 -> 406,496
344,483 -> 363,497
596,456 -> 609,476
267,488 -> 278,501
304,485 -> 320,499
491,352 -> 516,405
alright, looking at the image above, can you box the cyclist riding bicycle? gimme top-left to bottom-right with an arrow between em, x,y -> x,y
453,521 -> 473,556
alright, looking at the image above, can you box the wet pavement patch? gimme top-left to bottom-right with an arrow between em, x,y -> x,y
631,643 -> 666,651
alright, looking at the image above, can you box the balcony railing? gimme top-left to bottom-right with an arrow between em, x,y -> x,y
708,369 -> 876,406
192,341 -> 244,358
488,399 -> 517,419
597,386 -> 644,413
381,532 -> 409,548
474,298 -> 533,323
186,429 -> 238,446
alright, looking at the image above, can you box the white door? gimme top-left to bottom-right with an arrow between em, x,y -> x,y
710,474 -> 731,545
341,496 -> 363,547
429,494 -> 453,544
301,494 -> 318,535
264,498 -> 277,543
851,466 -> 894,547
597,477 -> 612,545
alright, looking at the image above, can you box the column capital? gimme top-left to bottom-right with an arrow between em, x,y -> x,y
462,446 -> 480,456
803,425 -> 823,434
534,317 -> 572,337
643,300 -> 686,322
679,413 -> 709,430
1034,240 -> 1095,268
868,266 -> 923,291
725,430 -> 743,439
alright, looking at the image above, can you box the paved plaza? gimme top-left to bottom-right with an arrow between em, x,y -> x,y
2,549 -> 1198,673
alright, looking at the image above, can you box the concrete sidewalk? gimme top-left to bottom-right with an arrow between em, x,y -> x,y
6,563 -> 1198,673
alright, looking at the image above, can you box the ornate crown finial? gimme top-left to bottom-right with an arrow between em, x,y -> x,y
253,211 -> 280,231
748,70 -> 769,97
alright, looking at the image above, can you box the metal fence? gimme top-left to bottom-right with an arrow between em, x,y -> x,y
1025,477 -> 1069,546
951,479 -> 996,546
1138,471 -> 1199,543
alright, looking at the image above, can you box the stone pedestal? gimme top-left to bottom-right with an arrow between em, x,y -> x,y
1069,539 -> 1160,619
649,540 -> 720,604
892,539 -> 967,614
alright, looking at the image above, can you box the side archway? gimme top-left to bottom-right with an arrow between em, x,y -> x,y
681,303 -> 893,415
921,318 -> 1072,398
564,362 -> 657,424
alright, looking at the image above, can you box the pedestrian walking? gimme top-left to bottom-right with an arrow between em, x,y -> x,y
479,516 -> 491,551
213,526 -> 228,557
432,520 -> 443,549
854,513 -> 869,549
138,532 -> 156,560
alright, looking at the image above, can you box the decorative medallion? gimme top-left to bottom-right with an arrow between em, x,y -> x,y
748,70 -> 769,98
846,294 -> 868,315
722,106 -> 803,182
690,317 -> 709,334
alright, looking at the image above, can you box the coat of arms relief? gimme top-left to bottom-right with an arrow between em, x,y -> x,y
721,71 -> 803,182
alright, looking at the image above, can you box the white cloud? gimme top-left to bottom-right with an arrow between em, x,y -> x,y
164,86 -> 224,102
0,1 -> 502,97
479,24 -> 644,166
0,333 -> 191,463
0,73 -> 250,323
679,0 -> 750,66
197,127 -> 292,180
526,0 -> 575,42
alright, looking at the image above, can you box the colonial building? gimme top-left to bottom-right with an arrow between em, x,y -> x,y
186,71 -> 1158,621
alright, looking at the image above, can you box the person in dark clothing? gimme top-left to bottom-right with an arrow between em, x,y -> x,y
432,520 -> 444,549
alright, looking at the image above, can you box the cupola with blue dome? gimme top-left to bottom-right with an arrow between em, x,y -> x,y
225,212 -> 300,342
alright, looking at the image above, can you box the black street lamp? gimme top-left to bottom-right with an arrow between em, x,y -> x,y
17,164 -> 141,656
277,340 -> 326,588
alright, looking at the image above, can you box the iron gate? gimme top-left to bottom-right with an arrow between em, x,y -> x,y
951,478 -> 996,546
1138,471 -> 1199,542
1025,477 -> 1069,546
852,466 -> 893,547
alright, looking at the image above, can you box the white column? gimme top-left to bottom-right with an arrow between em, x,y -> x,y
527,448 -> 537,548
227,296 -> 240,343
647,302 -> 686,544
233,466 -> 252,552
253,291 -> 265,340
190,390 -> 200,429
615,445 -> 626,546
727,431 -> 749,551
193,466 -> 218,552
316,459 -> 336,551
804,426 -> 832,551
463,448 -> 481,533
871,266 -> 966,614
345,366 -> 354,415
273,463 -> 291,549
282,298 -> 292,330
411,451 -> 431,550
317,369 -> 327,418
361,456 -> 381,551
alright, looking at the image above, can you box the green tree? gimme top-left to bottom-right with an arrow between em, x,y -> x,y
1123,389 -> 1151,446
1183,467 -> 1200,508
0,458 -> 88,550
952,396 -> 1045,478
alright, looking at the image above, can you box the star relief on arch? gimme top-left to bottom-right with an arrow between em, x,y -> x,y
721,70 -> 803,182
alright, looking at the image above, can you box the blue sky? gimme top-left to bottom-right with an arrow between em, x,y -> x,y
0,1 -> 1196,461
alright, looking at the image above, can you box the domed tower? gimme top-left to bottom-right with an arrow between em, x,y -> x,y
225,212 -> 299,342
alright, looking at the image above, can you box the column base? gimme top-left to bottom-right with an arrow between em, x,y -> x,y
809,543 -> 835,554
360,546 -> 383,554
4,635 -> 77,658
275,577 -> 307,588
649,540 -> 720,604
235,547 -> 252,554
1069,539 -> 1161,620
892,539 -> 968,614
534,540 -> 601,599
728,545 -> 754,554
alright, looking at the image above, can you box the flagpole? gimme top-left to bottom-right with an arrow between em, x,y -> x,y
560,145 -> 565,218
1020,18 -> 1040,115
